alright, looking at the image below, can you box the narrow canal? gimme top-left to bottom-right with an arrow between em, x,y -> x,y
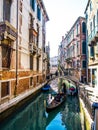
0,78 -> 82,130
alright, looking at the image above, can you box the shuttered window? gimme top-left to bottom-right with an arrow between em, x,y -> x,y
82,61 -> 86,68
90,46 -> 94,57
82,22 -> 86,34
37,5 -> 41,21
30,0 -> 35,11
82,41 -> 86,54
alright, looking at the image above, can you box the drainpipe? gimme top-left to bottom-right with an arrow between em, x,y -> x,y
14,0 -> 18,96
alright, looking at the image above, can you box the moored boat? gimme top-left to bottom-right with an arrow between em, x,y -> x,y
46,93 -> 66,112
67,86 -> 77,95
42,84 -> 51,91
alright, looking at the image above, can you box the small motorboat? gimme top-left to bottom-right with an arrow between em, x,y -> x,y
46,93 -> 66,112
42,84 -> 51,91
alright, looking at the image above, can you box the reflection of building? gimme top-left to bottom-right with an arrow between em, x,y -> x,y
0,0 -> 49,103
50,56 -> 58,74
85,0 -> 98,87
0,94 -> 46,130
59,17 -> 87,82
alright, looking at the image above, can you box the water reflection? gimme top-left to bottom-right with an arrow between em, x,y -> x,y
0,78 -> 82,130
46,112 -> 67,130
0,94 -> 47,130
61,96 -> 82,130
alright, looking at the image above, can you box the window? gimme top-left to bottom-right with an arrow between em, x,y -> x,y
90,46 -> 94,57
19,14 -> 22,34
1,82 -> 9,98
30,0 -> 35,11
86,13 -> 88,21
82,22 -> 86,34
37,5 -> 41,21
90,22 -> 92,32
3,0 -> 12,22
37,23 -> 39,46
82,41 -> 86,54
37,57 -> 39,71
30,55 -> 33,70
93,15 -> 95,29
76,24 -> 78,35
30,77 -> 33,86
90,1 -> 92,11
82,61 -> 86,68
73,30 -> 74,39
2,45 -> 12,69
19,1 -> 23,12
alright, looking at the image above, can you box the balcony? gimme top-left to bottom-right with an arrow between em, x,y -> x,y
29,43 -> 37,54
88,25 -> 98,46
0,21 -> 17,41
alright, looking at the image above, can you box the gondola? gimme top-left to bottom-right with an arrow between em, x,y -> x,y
42,84 -> 51,91
46,93 -> 66,112
67,86 -> 77,95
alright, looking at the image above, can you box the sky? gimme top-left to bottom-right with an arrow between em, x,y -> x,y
44,0 -> 88,57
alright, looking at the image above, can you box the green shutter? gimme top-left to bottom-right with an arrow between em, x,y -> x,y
82,41 -> 86,54
82,61 -> 86,68
90,46 -> 94,57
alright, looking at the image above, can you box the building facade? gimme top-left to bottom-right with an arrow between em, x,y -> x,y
85,0 -> 98,87
58,36 -> 66,68
45,42 -> 50,75
60,17 -> 87,82
0,0 -> 49,103
50,56 -> 58,74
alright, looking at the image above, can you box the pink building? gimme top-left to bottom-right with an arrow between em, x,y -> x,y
60,17 -> 87,82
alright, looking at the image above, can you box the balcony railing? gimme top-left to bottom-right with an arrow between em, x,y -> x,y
0,21 -> 17,41
88,25 -> 98,44
29,43 -> 37,54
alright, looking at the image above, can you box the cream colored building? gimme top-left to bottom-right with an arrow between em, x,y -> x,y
85,0 -> 98,87
0,0 -> 49,103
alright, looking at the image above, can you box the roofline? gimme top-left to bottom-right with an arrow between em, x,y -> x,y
65,16 -> 85,38
38,0 -> 49,21
84,0 -> 90,13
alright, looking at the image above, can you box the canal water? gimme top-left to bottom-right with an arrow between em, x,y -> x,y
0,79 -> 82,130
